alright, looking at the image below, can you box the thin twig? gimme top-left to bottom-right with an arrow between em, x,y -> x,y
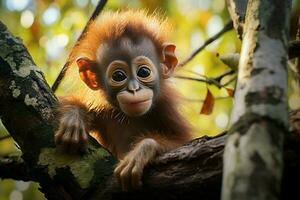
178,20 -> 233,67
178,69 -> 207,79
174,75 -> 221,87
182,96 -> 231,103
0,135 -> 11,141
214,70 -> 235,82
174,69 -> 236,88
221,75 -> 237,87
51,0 -> 108,92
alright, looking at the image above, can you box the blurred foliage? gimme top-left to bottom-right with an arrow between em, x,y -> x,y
0,0 -> 300,199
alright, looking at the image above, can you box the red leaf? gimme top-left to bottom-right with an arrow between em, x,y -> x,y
226,88 -> 234,97
200,88 -> 215,115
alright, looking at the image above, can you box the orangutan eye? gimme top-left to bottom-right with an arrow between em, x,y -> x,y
112,70 -> 127,82
137,66 -> 151,78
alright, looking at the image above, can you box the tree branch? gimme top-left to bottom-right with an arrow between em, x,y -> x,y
174,70 -> 236,88
182,96 -> 231,103
92,123 -> 300,200
93,133 -> 226,200
177,39 -> 300,90
178,20 -> 233,67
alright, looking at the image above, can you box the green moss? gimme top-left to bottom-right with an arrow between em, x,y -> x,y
38,147 -> 111,189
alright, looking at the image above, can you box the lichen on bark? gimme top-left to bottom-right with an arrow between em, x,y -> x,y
38,147 -> 112,189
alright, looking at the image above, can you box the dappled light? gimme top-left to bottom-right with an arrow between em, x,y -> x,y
0,0 -> 300,199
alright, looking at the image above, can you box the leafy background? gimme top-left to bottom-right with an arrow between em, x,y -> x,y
0,0 -> 299,199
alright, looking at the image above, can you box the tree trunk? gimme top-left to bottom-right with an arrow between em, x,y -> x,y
222,0 -> 291,200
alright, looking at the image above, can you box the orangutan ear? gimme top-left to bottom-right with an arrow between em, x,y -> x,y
76,57 -> 99,90
161,43 -> 178,79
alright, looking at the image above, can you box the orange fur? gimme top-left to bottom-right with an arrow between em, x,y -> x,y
56,10 -> 192,190
62,10 -> 172,111
70,10 -> 171,63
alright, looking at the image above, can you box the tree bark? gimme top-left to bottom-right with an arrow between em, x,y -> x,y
222,0 -> 290,200
226,0 -> 248,39
0,21 -> 115,200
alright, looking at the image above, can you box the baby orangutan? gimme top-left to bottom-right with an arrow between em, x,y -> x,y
54,10 -> 192,191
